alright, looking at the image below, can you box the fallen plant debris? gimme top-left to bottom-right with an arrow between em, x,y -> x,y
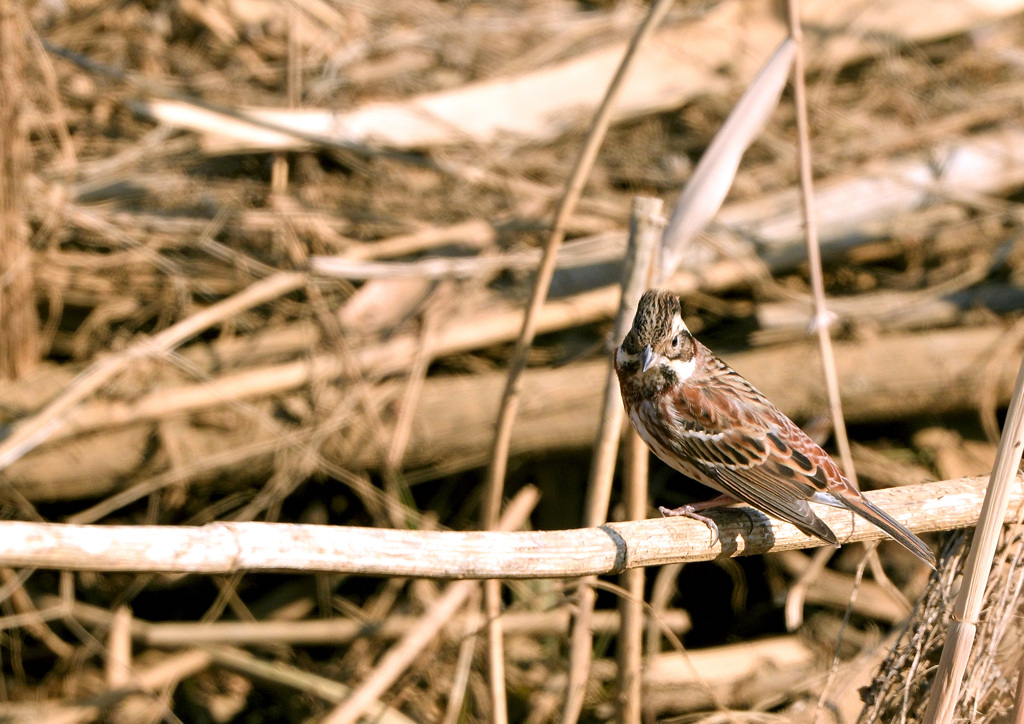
1,0 -> 1024,721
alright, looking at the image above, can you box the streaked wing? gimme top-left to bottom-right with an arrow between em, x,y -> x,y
658,352 -> 844,535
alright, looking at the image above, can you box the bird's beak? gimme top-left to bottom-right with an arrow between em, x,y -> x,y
640,345 -> 656,373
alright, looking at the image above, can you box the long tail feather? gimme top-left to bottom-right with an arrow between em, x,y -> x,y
839,493 -> 936,569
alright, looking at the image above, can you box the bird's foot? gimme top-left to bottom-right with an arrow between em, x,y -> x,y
658,494 -> 737,548
658,505 -> 722,546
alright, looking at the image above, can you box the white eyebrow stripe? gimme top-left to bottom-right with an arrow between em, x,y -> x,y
671,315 -> 689,335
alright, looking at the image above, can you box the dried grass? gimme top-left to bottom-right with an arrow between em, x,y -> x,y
0,0 -> 1023,720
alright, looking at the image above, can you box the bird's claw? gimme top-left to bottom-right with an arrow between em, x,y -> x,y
658,504 -> 720,547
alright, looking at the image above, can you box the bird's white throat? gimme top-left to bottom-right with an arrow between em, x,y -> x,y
666,356 -> 696,381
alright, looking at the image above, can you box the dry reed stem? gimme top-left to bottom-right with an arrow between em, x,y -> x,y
53,598 -> 689,647
322,486 -> 538,724
382,286 -> 448,527
0,270 -> 307,473
785,0 -> 857,487
565,197 -> 662,720
645,562 -> 682,665
618,198 -> 663,724
0,0 -> 40,380
106,606 -> 132,688
783,547 -> 833,631
202,646 -> 417,724
0,567 -> 73,658
481,3 -> 675,721
29,649 -> 214,724
441,586 -> 480,724
774,550 -> 909,624
923,356 -> 1024,724
618,430 -> 648,724
0,477 -> 1005,576
481,577 -> 506,724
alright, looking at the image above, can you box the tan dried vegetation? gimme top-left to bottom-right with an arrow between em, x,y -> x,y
1,0 -> 1024,721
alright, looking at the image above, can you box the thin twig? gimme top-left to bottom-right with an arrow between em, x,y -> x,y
441,587 -> 481,724
0,568 -> 73,658
645,563 -> 682,658
204,646 -> 417,724
783,547 -> 833,631
785,0 -> 858,486
383,284 -> 450,527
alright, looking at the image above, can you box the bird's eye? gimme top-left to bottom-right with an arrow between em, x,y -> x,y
671,335 -> 681,348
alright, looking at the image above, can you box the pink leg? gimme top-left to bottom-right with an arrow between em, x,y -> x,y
658,494 -> 738,547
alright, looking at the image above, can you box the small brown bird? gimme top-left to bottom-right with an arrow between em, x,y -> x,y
615,289 -> 935,569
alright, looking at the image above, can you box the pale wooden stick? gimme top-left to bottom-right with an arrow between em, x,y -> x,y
565,196 -> 662,721
322,486 -> 538,724
923,357 -> 1024,724
0,270 -> 306,472
617,430 -> 648,724
618,198 -> 663,724
0,477 -> 1008,577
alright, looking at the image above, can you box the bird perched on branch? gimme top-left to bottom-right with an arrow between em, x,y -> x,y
614,289 -> 936,569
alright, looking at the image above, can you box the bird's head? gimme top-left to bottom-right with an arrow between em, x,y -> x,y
616,289 -> 697,382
